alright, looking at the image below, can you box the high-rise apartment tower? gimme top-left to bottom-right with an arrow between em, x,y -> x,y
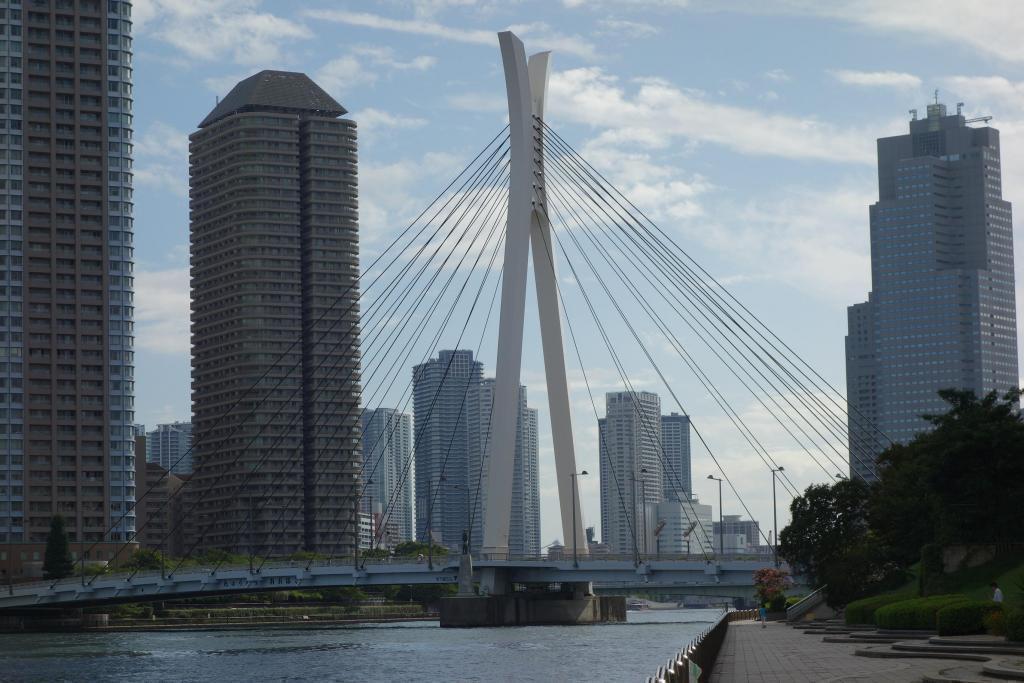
467,378 -> 540,557
846,100 -> 1017,481
189,71 -> 360,556
145,421 -> 193,475
660,412 -> 691,501
361,408 -> 412,544
412,349 -> 481,551
1,0 -> 137,580
598,391 -> 663,555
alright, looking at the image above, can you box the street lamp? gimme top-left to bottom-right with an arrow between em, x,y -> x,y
570,470 -> 588,568
707,474 -> 723,557
771,467 -> 784,567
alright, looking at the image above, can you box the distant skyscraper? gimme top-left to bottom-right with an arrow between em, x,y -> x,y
413,350 -> 482,551
189,71 -> 360,556
361,408 -> 413,543
660,412 -> 691,501
846,100 -> 1017,481
0,0 -> 137,581
599,391 -> 663,555
146,422 -> 194,475
468,379 -> 540,557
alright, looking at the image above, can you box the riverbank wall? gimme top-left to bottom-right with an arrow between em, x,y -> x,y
646,609 -> 756,682
0,605 -> 435,633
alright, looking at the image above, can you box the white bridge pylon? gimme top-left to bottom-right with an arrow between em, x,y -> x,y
481,32 -> 586,559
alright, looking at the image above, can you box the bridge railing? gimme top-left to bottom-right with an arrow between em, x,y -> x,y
647,609 -> 756,683
5,553 -> 778,596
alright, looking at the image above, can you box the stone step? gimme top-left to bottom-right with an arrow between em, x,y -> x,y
893,642 -> 1024,657
922,664 -> 1011,683
854,644 -> 989,661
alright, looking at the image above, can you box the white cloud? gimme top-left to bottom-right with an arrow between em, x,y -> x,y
830,69 -> 922,89
350,45 -> 438,71
303,10 -> 598,60
763,68 -> 791,83
134,122 -> 190,197
548,67 -> 876,163
595,18 -> 660,38
134,121 -> 189,160
314,46 -> 439,101
315,56 -> 379,99
354,108 -> 429,137
134,0 -> 310,66
135,268 -> 191,355
783,0 -> 1024,65
448,92 -> 507,112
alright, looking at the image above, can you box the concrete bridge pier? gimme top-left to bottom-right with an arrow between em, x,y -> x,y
440,567 -> 625,627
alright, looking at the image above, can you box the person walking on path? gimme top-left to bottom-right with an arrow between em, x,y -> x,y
992,582 -> 1004,603
759,605 -> 767,628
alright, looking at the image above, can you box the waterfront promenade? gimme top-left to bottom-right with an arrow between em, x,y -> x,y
710,621 -> 974,682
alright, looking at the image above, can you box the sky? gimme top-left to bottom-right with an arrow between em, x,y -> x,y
129,0 -> 1024,549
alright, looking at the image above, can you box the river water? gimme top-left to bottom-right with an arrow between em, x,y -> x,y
0,608 -> 721,682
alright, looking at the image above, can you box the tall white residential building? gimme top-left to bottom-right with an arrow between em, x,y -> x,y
468,379 -> 540,557
361,408 -> 413,544
146,422 -> 194,475
599,391 -> 663,555
654,498 -> 713,556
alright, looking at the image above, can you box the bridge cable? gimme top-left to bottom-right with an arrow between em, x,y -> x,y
224,165 -> 512,575
540,121 -> 891,472
540,126 -> 884,481
541,169 -> 802,497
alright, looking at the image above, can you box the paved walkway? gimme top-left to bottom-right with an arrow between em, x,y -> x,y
709,621 -> 972,682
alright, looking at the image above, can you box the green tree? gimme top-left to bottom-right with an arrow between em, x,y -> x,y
871,389 -> 1024,552
779,479 -> 901,606
121,548 -> 166,572
393,540 -> 447,557
43,515 -> 75,579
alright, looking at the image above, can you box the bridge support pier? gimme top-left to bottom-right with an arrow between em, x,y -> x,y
439,580 -> 624,627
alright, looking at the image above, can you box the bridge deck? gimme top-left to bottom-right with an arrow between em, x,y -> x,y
0,557 -> 789,611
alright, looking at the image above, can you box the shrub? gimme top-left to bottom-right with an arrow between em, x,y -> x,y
984,609 -> 1006,636
875,595 -> 971,630
845,594 -> 911,625
768,594 -> 787,612
785,596 -> 804,608
936,601 -> 1001,636
1007,609 -> 1024,642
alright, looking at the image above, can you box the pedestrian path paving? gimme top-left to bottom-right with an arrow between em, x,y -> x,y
709,621 -> 977,682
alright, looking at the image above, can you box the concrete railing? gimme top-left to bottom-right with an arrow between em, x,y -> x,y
646,609 -> 755,683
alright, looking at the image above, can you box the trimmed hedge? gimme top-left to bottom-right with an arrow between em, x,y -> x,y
1007,609 -> 1024,642
936,600 -> 1002,636
845,594 -> 912,625
875,594 -> 971,630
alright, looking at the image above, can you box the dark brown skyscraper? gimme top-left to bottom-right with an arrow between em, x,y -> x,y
188,71 -> 360,558
1,0 -> 136,581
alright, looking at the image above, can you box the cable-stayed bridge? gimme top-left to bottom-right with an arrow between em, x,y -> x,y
0,31 -> 877,624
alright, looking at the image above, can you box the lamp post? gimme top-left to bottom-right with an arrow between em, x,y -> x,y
630,467 -> 648,564
707,474 -> 723,557
771,466 -> 784,567
570,470 -> 588,568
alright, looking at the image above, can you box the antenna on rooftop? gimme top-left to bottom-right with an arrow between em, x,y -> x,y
934,88 -> 940,105
957,102 -> 964,115
909,109 -> 917,121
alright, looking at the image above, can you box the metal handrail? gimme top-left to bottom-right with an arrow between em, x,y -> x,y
785,584 -> 827,621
